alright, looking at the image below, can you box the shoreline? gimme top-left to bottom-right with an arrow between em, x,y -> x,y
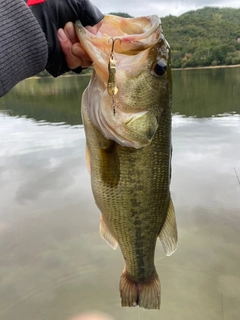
29,64 -> 240,80
29,72 -> 93,80
172,64 -> 240,71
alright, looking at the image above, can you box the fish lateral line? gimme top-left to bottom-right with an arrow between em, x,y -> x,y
107,38 -> 121,116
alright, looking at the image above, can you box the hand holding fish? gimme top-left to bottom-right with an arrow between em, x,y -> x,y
58,21 -> 102,70
26,0 -> 104,76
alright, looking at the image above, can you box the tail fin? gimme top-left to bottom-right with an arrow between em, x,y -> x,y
119,269 -> 161,309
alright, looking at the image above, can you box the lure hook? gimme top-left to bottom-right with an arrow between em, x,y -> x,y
108,37 -> 122,55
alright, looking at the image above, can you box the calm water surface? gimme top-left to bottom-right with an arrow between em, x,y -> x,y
0,68 -> 240,320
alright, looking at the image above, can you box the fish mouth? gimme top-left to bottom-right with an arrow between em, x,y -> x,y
75,15 -> 162,79
76,15 -> 161,49
76,15 -> 165,148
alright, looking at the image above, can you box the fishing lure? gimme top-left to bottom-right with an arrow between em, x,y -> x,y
107,38 -> 121,115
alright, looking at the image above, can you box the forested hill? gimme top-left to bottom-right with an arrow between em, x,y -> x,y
161,7 -> 240,68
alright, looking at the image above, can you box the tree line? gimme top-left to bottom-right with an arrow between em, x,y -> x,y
161,7 -> 240,68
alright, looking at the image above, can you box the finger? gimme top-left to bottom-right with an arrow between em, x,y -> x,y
64,22 -> 79,44
72,43 -> 91,63
58,28 -> 83,69
62,23 -> 93,68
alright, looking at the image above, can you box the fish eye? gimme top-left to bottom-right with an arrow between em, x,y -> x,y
153,61 -> 167,77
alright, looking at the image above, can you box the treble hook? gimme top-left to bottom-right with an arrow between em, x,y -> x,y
108,37 -> 122,55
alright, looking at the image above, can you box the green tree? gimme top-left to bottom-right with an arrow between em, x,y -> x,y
161,7 -> 240,68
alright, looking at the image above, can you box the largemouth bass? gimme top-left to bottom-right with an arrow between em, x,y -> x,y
75,14 -> 178,310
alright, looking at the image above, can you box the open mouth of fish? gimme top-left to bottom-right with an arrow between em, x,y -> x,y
76,15 -> 169,148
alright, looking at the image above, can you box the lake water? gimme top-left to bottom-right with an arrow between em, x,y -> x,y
0,67 -> 240,320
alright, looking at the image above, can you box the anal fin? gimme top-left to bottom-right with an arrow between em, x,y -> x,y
159,197 -> 178,256
100,214 -> 118,250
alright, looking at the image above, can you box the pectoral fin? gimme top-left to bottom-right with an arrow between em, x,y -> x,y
158,197 -> 178,256
100,214 -> 118,250
99,140 -> 120,187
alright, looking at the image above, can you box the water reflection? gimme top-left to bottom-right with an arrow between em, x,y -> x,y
172,114 -> 240,210
0,75 -> 90,125
0,69 -> 240,320
172,67 -> 240,117
0,113 -> 87,217
1,68 -> 240,126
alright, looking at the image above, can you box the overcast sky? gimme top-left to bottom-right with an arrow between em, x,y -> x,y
92,0 -> 240,18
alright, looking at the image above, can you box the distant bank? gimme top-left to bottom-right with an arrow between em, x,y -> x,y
172,64 -> 240,71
